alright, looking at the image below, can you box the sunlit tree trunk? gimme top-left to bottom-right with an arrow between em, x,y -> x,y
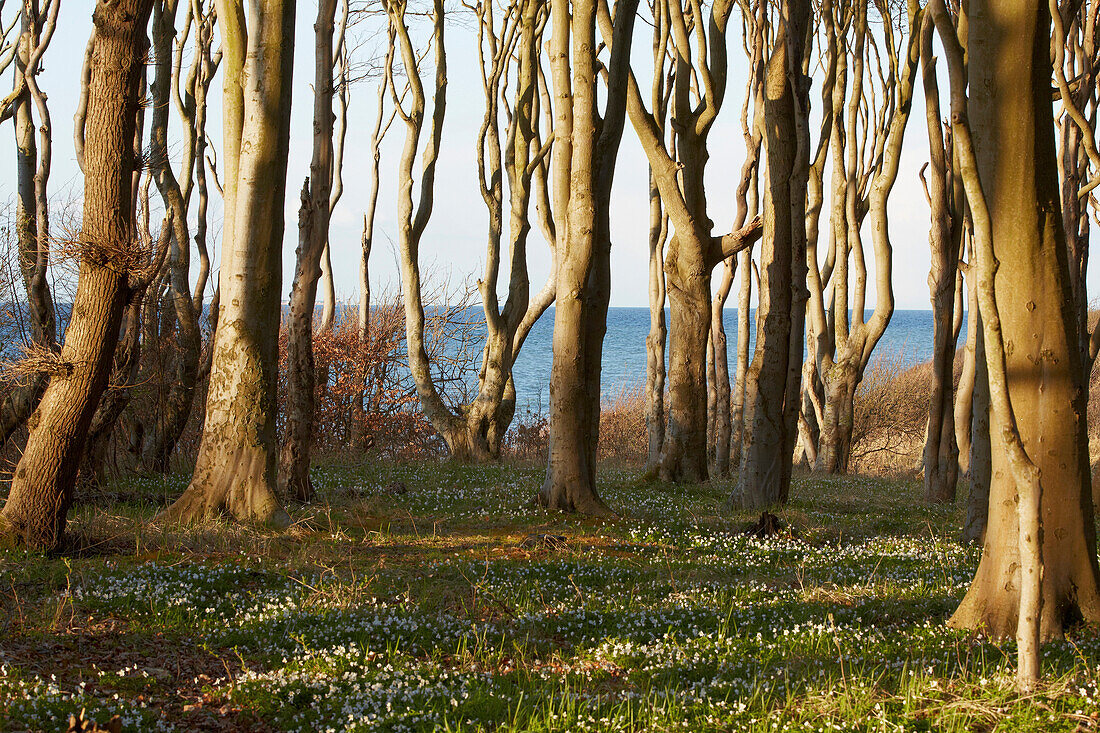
0,0 -> 154,551
279,0 -> 338,502
644,168 -> 668,477
539,0 -> 638,512
161,0 -> 296,528
932,0 -> 1100,663
734,0 -> 811,509
919,16 -> 961,503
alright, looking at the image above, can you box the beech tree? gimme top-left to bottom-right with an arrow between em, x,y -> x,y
0,0 -> 59,447
391,0 -> 555,461
618,0 -> 762,483
161,0 -> 296,527
140,0 -> 220,473
930,0 -> 1100,679
801,0 -> 919,476
733,0 -> 811,509
281,0 -> 348,502
537,0 -> 638,512
919,8 -> 965,504
0,0 -> 155,550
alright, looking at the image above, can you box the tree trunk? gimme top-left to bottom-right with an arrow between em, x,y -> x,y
0,0 -> 153,551
815,362 -> 856,474
940,0 -> 1100,640
141,0 -> 202,475
643,170 -> 667,477
961,315 -> 991,544
279,0 -> 337,503
160,0 -> 295,528
920,16 -> 961,504
710,259 -> 734,477
730,249 -> 752,470
734,0 -> 811,509
541,0 -> 638,512
661,239 -> 712,483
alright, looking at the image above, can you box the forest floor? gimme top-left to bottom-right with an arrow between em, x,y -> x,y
2,459 -> 1099,732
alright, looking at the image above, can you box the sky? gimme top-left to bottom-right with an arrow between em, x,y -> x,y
0,2 -> 1090,312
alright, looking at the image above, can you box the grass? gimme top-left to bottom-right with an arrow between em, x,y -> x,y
1,459 -> 1099,732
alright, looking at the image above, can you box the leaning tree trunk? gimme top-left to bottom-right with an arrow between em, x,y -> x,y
160,0 -> 295,528
735,0 -> 811,509
280,0 -> 338,503
937,0 -> 1100,640
0,0 -> 153,551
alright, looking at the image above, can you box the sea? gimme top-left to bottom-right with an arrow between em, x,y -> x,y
508,308 -> 955,412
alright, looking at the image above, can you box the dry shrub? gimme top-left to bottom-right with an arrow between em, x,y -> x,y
502,383 -> 650,464
598,382 -> 647,463
504,406 -> 548,461
274,282 -> 481,459
849,351 -> 936,475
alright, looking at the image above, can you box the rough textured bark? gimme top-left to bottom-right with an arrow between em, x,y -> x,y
279,0 -> 338,503
932,0 -> 1100,659
733,0 -> 811,509
0,0 -> 153,551
160,0 -> 296,528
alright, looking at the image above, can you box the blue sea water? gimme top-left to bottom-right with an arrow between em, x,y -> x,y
509,308 -> 955,412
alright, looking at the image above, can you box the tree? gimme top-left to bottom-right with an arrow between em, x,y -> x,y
0,0 -> 60,447
389,0 -> 555,462
161,0 -> 296,527
0,0 -> 155,550
618,0 -> 763,483
801,0 -> 920,475
732,0 -> 811,509
537,0 -> 639,512
280,0 -> 348,502
140,0 -> 220,474
930,0 -> 1100,687
918,9 -> 964,504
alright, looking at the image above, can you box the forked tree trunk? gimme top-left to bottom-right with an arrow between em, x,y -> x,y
734,0 -> 811,509
2,0 -> 59,448
280,0 -> 338,503
540,0 -> 638,512
160,0 -> 295,528
920,9 -> 961,505
933,0 -> 1100,644
0,0 -> 153,551
141,0 -> 203,475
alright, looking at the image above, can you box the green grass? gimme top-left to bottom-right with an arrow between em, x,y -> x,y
1,459 -> 1099,731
